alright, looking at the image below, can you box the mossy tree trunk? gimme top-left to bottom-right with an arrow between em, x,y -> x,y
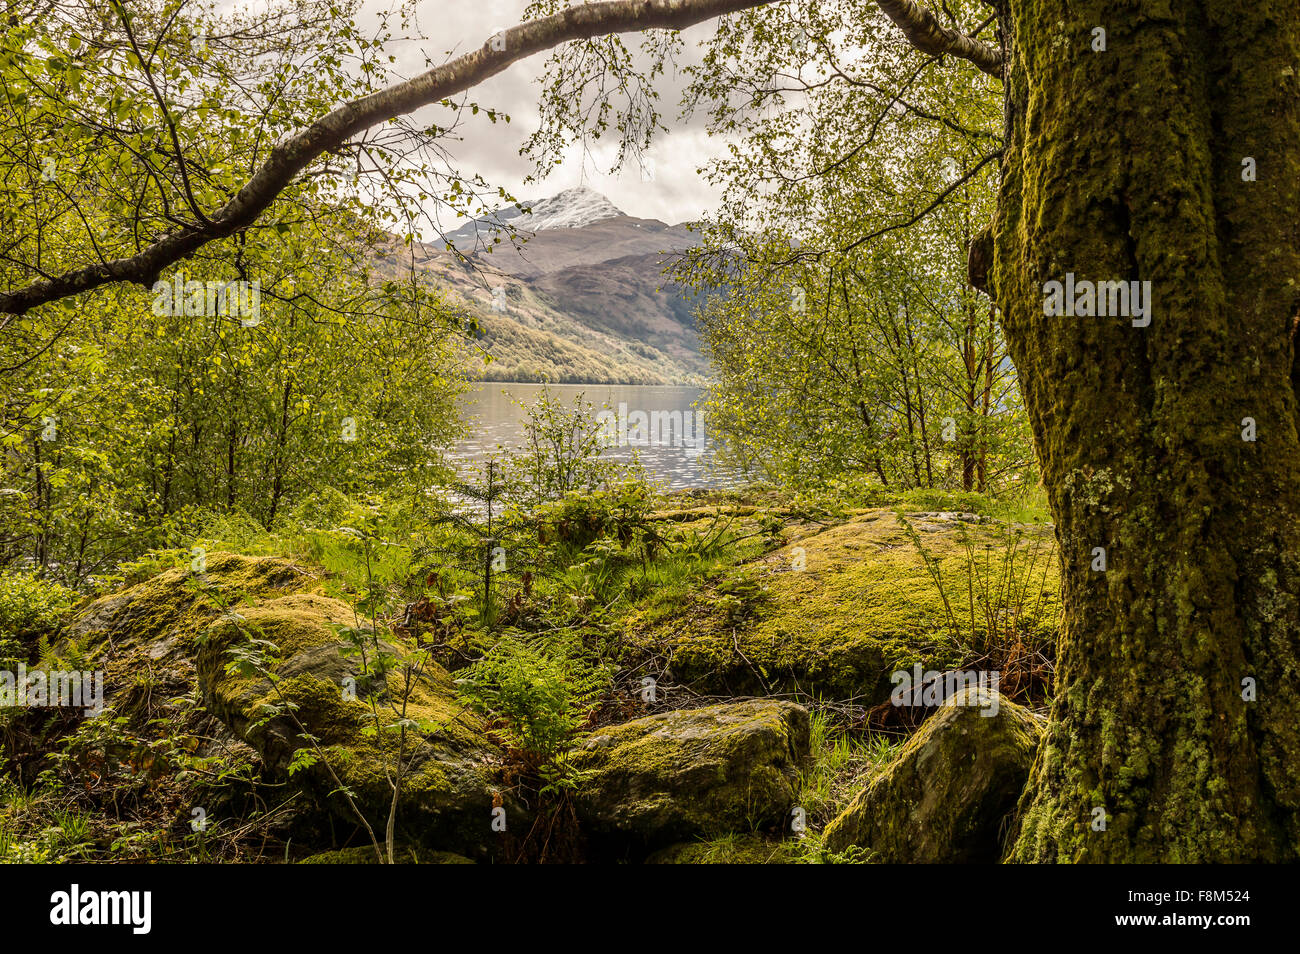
989,0 -> 1300,860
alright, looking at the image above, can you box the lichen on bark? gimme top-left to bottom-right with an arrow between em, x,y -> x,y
989,0 -> 1300,861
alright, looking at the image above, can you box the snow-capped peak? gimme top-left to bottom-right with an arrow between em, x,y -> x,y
445,186 -> 624,244
517,187 -> 623,231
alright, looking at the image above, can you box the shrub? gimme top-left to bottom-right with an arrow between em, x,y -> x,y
535,479 -> 654,552
0,571 -> 78,663
501,387 -> 639,509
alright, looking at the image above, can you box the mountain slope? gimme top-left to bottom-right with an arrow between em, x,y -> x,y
399,188 -> 711,384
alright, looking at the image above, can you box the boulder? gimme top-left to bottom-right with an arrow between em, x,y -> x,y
63,553 -> 311,765
194,589 -> 514,858
66,552 -> 310,729
570,699 -> 810,850
822,687 -> 1042,861
623,511 -> 1060,702
69,553 -> 517,858
624,514 -> 998,701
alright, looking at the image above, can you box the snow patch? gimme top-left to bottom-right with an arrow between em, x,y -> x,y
445,186 -> 624,245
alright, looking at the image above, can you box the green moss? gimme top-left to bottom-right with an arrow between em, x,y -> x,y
73,551 -> 311,657
624,510 -> 1058,702
72,553 -> 512,859
571,700 -> 810,847
189,587 -> 508,852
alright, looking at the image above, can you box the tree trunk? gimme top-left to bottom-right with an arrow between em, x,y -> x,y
225,418 -> 238,509
991,0 -> 1300,861
978,304 -> 995,494
265,376 -> 294,530
961,298 -> 979,492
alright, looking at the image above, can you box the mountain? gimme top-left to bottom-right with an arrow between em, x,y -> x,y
444,186 -> 623,244
385,187 -> 711,384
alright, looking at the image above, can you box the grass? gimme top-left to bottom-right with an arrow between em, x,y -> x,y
984,483 -> 1052,524
895,511 -> 1060,708
1,778 -> 106,862
798,708 -> 900,826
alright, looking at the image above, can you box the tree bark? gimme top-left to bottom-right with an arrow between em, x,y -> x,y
875,0 -> 1002,77
991,0 -> 1300,861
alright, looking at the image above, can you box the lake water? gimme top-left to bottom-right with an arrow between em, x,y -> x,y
449,382 -> 741,490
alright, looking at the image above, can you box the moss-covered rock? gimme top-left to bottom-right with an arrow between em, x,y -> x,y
822,687 -> 1043,861
193,590 -> 514,858
64,553 -> 310,754
623,510 -> 1058,704
71,552 -> 309,653
570,699 -> 810,851
69,553 -> 517,859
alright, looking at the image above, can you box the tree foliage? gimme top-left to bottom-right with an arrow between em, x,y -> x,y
0,1 -> 472,582
665,0 -> 1028,490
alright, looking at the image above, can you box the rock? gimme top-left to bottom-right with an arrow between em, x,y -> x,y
64,553 -> 311,758
633,512 -> 953,700
570,699 -> 810,850
70,553 -> 517,859
822,687 -> 1043,862
908,511 -> 983,527
625,510 -> 1060,704
195,589 -> 515,858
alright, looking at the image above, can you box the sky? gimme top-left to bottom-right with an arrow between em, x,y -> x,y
364,0 -> 729,226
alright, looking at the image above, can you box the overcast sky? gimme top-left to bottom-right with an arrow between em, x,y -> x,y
368,0 -> 728,226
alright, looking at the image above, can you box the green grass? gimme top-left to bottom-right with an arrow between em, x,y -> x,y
799,708 -> 900,826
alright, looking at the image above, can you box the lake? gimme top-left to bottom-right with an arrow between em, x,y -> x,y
449,382 -> 741,489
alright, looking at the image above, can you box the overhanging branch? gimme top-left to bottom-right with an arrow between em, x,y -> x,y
0,0 -> 771,315
1,0 -> 1004,315
875,0 -> 1003,79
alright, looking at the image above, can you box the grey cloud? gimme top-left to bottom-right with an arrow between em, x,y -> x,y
366,1 -> 726,228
